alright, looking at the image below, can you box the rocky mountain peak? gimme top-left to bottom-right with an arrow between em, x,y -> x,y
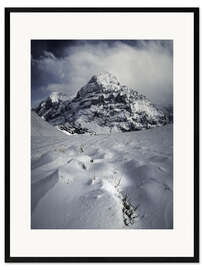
34,92 -> 70,122
89,71 -> 120,87
77,71 -> 121,97
34,72 -> 171,134
48,92 -> 68,103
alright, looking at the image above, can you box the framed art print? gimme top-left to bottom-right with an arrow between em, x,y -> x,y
5,7 -> 199,262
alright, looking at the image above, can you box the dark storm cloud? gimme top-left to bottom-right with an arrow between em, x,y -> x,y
31,40 -> 173,106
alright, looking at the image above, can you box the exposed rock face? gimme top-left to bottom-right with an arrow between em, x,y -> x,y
34,72 -> 170,134
35,92 -> 70,125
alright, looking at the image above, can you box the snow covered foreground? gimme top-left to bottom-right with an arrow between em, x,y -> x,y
31,112 -> 173,229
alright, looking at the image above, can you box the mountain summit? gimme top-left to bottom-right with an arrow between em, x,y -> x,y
77,72 -> 120,97
34,72 -> 170,134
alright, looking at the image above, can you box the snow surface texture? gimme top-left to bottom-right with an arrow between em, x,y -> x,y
31,112 -> 173,229
34,72 -> 170,134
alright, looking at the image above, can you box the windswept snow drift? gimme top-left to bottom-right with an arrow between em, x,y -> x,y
31,112 -> 173,229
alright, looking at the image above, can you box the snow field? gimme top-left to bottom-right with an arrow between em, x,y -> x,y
31,122 -> 173,229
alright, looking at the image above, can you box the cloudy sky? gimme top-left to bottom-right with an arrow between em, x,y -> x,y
31,40 -> 173,107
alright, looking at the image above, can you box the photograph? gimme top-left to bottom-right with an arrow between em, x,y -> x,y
5,7 -> 199,262
31,40 -> 173,229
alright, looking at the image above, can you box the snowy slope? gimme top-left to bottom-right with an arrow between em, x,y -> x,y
31,112 -> 173,229
31,111 -> 67,137
34,72 -> 169,134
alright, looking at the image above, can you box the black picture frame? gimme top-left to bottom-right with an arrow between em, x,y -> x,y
5,7 -> 199,263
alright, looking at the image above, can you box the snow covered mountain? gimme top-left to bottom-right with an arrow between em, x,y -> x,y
34,72 -> 170,134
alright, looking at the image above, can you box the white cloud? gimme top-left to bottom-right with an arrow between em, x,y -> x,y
32,41 -> 173,105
